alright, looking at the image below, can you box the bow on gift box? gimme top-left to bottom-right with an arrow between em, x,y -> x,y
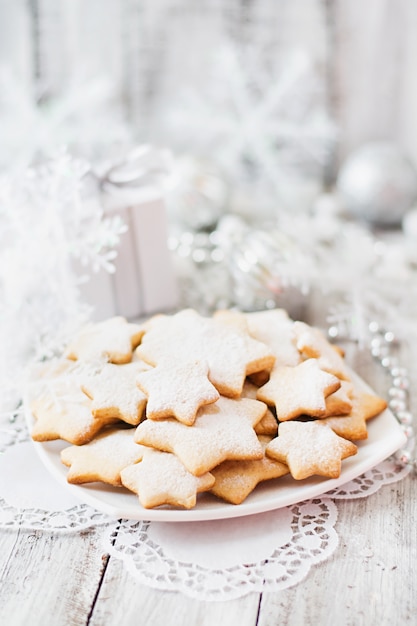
80,145 -> 179,322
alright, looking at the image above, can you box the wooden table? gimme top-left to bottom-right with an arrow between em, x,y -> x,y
1,324 -> 416,626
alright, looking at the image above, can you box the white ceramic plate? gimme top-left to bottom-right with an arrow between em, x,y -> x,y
25,374 -> 407,522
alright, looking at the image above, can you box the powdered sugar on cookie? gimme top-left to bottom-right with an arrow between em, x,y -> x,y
121,448 -> 215,509
136,359 -> 219,425
293,320 -> 351,381
134,396 -> 266,476
27,306 -> 389,510
81,361 -> 148,425
266,421 -> 357,479
136,308 -> 275,397
65,316 -> 145,364
257,358 -> 341,421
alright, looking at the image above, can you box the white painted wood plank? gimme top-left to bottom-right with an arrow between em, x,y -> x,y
27,0 -> 124,99
396,1 -> 417,169
60,0 -> 124,89
89,557 -> 261,626
0,0 -> 33,88
257,476 -> 417,626
0,528 -> 107,625
332,0 -> 417,168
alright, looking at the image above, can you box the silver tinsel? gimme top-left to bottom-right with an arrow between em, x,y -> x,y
168,214 -> 311,317
328,320 -> 416,473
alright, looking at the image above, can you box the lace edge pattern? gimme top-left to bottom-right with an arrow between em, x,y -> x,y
101,499 -> 339,600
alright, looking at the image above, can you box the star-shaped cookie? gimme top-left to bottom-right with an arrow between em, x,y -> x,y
136,308 -> 275,397
136,359 -> 219,425
81,362 -> 148,425
210,436 -> 289,504
321,390 -> 387,440
214,308 -> 301,386
244,308 -> 301,368
241,381 -> 278,436
134,395 -> 266,476
121,448 -> 215,509
293,321 -> 350,381
65,316 -> 145,364
30,379 -> 116,445
61,426 -> 145,486
257,358 -> 341,421
266,421 -> 357,479
323,381 -> 354,417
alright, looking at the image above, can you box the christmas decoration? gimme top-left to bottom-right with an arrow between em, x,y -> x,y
328,320 -> 415,473
168,227 -> 233,316
337,142 -> 417,226
168,191 -> 417,355
164,154 -> 228,232
402,206 -> 417,265
0,69 -> 130,172
159,45 -> 337,218
0,152 -> 127,415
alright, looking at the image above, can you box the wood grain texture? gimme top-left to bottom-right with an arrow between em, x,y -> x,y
1,477 -> 414,626
0,528 -> 107,626
0,0 -> 33,87
331,0 -> 417,167
89,559 -> 261,626
258,476 -> 417,626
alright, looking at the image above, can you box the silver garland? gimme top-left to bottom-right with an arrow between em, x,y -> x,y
328,320 -> 416,474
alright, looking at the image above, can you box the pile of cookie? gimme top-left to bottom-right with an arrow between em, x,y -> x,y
28,308 -> 387,509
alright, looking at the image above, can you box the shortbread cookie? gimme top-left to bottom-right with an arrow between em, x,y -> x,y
30,379 -> 116,445
134,396 -> 266,476
266,421 -> 357,479
136,359 -> 219,425
212,309 -> 251,332
215,308 -> 300,385
293,320 -> 350,381
29,356 -> 77,381
323,381 -> 354,417
321,391 -> 387,440
241,381 -> 278,436
121,448 -> 215,509
136,308 -> 275,397
244,308 -> 301,368
61,426 -> 145,486
257,358 -> 341,421
254,408 -> 279,436
65,316 -> 145,364
80,362 -> 148,425
28,305 -> 390,512
210,436 -> 289,504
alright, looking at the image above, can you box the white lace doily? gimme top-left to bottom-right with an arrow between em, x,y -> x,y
102,499 -> 339,600
325,458 -> 410,499
0,410 -> 411,599
99,459 -> 409,600
0,426 -> 112,531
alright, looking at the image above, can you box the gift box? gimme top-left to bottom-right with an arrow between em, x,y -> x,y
78,148 -> 179,321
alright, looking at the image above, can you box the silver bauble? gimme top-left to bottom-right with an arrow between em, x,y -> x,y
402,206 -> 417,264
164,156 -> 228,231
337,142 -> 417,225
